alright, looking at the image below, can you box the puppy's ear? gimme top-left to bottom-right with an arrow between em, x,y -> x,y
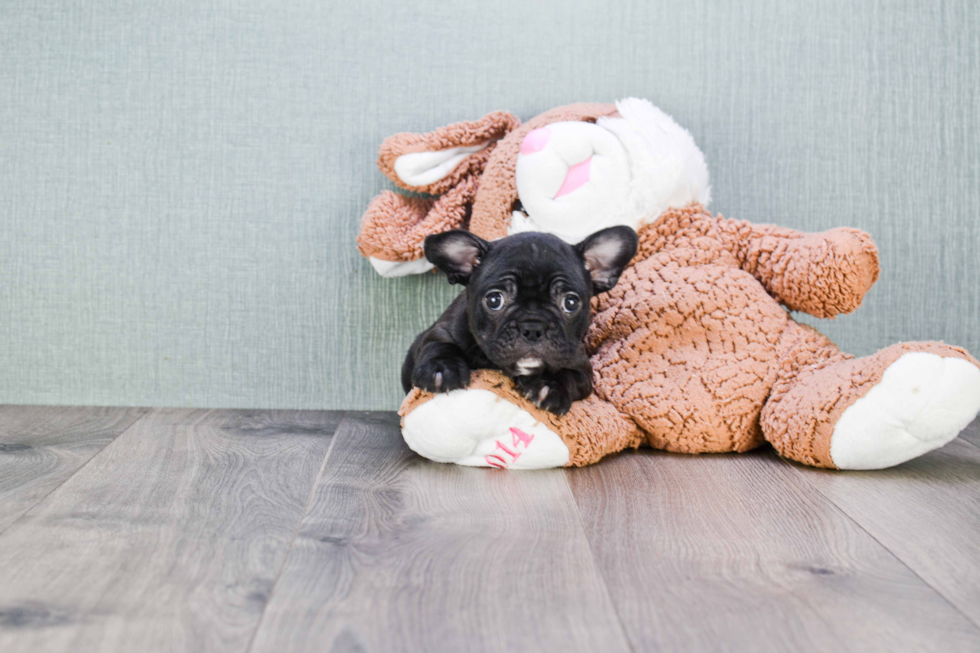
424,230 -> 490,285
576,226 -> 639,293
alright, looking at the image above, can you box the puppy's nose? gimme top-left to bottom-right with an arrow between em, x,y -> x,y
518,319 -> 546,342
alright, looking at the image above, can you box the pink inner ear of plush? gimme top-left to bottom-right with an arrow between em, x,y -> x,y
555,156 -> 591,198
520,128 -> 551,155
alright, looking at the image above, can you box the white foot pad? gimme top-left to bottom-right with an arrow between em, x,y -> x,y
830,353 -> 980,470
402,389 -> 570,469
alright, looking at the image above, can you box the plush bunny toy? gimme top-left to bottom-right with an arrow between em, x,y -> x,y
357,98 -> 980,470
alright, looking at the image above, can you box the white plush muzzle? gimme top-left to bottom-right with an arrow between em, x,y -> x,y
514,121 -> 633,244
511,98 -> 711,245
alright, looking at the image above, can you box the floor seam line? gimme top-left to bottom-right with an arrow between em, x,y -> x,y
0,406 -> 153,539
779,456 -> 980,631
243,410 -> 348,653
561,469 -> 636,653
956,434 -> 980,453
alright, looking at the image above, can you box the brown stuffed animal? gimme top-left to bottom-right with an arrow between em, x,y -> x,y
358,98 -> 980,470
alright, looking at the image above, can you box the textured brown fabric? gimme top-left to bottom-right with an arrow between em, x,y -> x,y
714,218 -> 881,318
397,202 -> 979,467
468,103 -> 619,241
377,111 -> 520,195
588,205 -> 792,455
631,206 -> 882,318
377,107 -> 978,469
359,111 -> 522,262
762,340 -> 980,468
357,175 -> 479,261
399,369 -> 644,467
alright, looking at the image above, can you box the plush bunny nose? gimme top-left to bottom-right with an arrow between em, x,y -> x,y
520,128 -> 551,155
555,156 -> 591,198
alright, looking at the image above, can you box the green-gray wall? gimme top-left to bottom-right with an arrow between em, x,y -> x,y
2,0 -> 978,409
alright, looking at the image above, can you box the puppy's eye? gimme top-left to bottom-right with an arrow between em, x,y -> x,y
561,293 -> 581,313
485,291 -> 505,311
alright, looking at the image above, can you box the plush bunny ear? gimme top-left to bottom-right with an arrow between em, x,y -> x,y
358,111 -> 520,277
377,111 -> 520,195
358,176 -> 480,276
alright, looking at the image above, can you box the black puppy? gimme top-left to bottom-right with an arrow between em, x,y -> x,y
402,226 -> 638,415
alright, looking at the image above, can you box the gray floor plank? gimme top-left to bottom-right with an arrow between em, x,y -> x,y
249,412 -> 631,653
0,408 -> 342,653
567,447 -> 980,652
0,405 -> 148,534
792,426 -> 980,628
959,416 -> 980,448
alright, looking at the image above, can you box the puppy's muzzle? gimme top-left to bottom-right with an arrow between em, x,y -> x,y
518,319 -> 547,343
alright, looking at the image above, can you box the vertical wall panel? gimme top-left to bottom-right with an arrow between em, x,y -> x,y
1,0 -> 977,409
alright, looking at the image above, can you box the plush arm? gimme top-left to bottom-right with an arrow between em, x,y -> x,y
715,218 -> 880,318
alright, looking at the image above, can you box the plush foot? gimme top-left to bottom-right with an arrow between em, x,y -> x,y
830,352 -> 980,470
401,388 -> 570,469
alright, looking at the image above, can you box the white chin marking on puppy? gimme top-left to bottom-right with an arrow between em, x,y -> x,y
515,357 -> 543,376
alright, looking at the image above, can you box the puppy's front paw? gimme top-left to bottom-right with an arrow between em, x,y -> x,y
412,357 -> 471,394
514,375 -> 572,416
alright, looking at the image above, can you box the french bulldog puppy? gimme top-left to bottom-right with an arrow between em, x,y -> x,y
402,226 -> 639,415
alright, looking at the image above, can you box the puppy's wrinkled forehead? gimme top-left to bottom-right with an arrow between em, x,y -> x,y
476,234 -> 587,293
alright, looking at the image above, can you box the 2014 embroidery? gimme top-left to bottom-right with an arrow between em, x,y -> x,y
486,427 -> 536,468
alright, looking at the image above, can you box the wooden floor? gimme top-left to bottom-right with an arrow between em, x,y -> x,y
1,408 -> 979,652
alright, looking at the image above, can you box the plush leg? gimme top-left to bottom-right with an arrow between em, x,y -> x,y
399,370 -> 643,469
762,339 -> 980,469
